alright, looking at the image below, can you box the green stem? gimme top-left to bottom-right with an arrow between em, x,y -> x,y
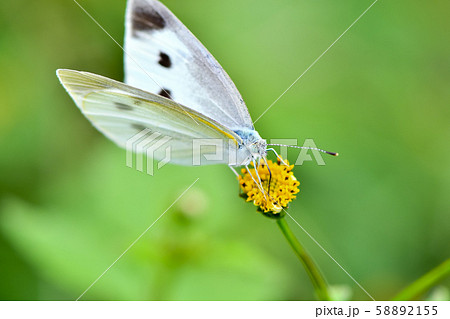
392,258 -> 450,301
276,218 -> 331,301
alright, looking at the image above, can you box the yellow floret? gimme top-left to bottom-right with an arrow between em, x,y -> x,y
238,158 -> 300,217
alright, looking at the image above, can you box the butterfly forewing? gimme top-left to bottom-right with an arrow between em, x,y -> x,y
124,0 -> 254,131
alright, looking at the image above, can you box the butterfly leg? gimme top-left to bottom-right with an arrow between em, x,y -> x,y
228,164 -> 239,177
251,158 -> 269,201
267,148 -> 288,165
262,156 -> 273,194
245,164 -> 267,200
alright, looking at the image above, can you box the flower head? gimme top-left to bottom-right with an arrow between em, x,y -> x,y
238,158 -> 300,218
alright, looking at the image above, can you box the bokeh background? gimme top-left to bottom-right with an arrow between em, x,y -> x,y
0,0 -> 449,300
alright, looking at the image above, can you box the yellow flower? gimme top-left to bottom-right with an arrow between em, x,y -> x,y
238,158 -> 300,218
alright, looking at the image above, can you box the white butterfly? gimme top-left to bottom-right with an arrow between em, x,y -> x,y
57,0 -> 335,177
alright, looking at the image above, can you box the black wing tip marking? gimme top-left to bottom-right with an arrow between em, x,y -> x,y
132,2 -> 166,34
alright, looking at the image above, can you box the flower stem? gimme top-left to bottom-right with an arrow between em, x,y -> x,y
392,258 -> 450,301
276,218 -> 331,301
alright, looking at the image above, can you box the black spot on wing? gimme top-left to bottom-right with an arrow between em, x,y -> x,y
131,123 -> 148,131
132,2 -> 165,34
158,52 -> 172,68
158,88 -> 172,100
115,102 -> 133,111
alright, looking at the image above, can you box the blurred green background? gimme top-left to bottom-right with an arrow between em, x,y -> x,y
0,0 -> 449,300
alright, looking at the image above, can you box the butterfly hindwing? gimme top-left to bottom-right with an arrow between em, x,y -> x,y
124,0 -> 254,131
57,69 -> 241,165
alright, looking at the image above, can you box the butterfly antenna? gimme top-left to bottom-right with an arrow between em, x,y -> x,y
267,144 -> 339,156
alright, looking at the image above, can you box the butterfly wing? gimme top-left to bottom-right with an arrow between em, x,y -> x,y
124,0 -> 254,131
57,69 -> 242,166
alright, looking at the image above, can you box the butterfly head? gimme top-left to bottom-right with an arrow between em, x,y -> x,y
250,138 -> 268,159
234,129 -> 267,165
